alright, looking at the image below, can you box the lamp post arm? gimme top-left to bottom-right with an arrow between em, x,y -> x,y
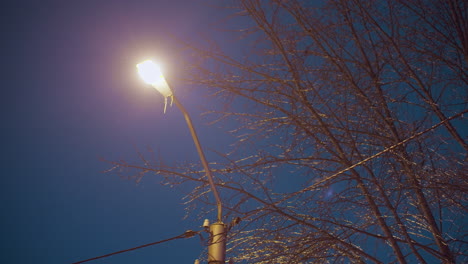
172,95 -> 223,222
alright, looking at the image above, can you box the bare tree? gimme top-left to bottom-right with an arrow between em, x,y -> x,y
109,0 -> 467,263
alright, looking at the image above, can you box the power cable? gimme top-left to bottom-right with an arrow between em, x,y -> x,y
295,109 -> 468,195
72,230 -> 199,264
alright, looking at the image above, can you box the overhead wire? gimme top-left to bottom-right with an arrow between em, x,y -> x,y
71,230 -> 200,264
288,109 -> 468,196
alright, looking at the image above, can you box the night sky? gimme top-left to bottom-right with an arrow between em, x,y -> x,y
2,1 -> 232,263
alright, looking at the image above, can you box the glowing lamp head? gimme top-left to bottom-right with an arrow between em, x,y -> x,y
136,60 -> 172,97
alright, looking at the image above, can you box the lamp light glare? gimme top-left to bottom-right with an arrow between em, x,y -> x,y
136,60 -> 172,98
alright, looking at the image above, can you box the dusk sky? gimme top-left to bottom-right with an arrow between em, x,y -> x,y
3,0 -> 467,263
2,1 -> 234,263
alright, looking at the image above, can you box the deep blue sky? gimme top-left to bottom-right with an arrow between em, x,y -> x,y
2,1 -> 232,263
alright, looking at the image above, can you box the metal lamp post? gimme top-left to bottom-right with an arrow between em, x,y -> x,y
136,60 -> 226,264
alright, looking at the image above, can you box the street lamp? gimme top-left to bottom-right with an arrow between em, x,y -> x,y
137,60 -> 226,264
